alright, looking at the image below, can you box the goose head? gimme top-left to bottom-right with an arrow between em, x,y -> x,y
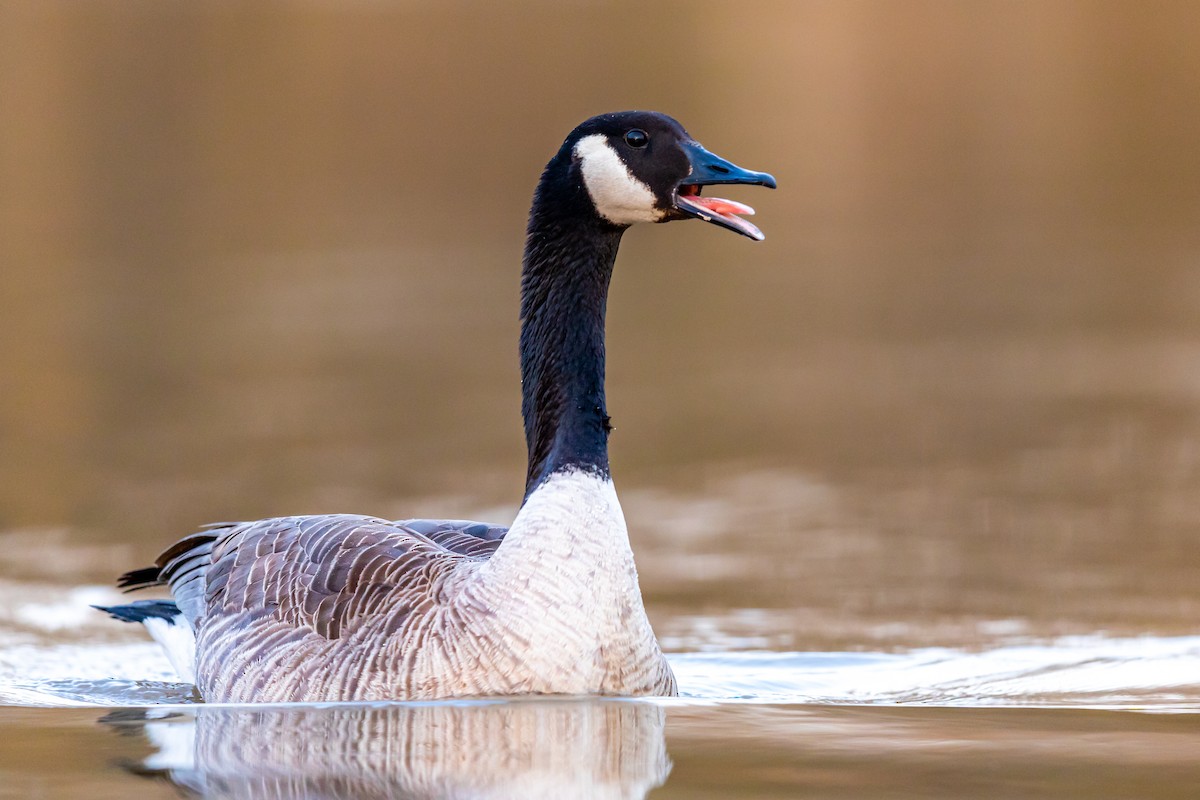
553,111 -> 777,241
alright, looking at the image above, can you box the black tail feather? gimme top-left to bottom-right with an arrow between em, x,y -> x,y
117,566 -> 163,592
93,599 -> 181,625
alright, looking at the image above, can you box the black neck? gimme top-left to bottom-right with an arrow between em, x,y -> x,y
519,168 -> 624,498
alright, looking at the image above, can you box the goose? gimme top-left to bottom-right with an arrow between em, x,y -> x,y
97,111 -> 776,702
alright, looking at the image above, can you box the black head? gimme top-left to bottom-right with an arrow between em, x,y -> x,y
542,111 -> 777,240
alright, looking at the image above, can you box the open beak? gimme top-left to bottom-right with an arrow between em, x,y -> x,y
674,140 -> 777,241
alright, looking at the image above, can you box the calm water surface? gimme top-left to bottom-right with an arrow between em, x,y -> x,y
3,1 -> 1200,797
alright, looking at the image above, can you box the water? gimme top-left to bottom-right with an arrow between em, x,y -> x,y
4,632 -> 1200,799
2,548 -> 1200,798
4,1 -> 1200,797
8,702 -> 1197,800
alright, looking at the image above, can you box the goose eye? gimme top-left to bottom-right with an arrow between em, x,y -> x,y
623,129 -> 649,149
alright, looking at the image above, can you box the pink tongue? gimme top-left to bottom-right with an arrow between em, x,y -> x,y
689,196 -> 756,216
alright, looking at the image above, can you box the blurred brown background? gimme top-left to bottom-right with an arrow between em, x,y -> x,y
1,1 -> 1199,647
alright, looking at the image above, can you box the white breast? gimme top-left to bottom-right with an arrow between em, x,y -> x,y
466,469 -> 675,696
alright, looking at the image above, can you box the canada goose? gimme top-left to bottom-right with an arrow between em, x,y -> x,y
98,111 -> 776,702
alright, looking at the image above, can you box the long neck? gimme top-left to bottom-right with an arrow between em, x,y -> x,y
519,177 -> 624,498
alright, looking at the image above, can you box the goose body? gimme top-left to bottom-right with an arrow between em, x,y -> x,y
100,111 -> 775,702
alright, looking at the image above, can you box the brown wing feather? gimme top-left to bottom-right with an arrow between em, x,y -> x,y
143,514 -> 505,642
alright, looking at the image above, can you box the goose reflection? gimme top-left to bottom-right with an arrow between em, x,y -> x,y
111,697 -> 670,799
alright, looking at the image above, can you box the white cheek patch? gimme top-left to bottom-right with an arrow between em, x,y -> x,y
574,134 -> 664,226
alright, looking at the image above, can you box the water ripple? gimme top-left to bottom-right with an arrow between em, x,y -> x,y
671,635 -> 1200,709
3,634 -> 1199,709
